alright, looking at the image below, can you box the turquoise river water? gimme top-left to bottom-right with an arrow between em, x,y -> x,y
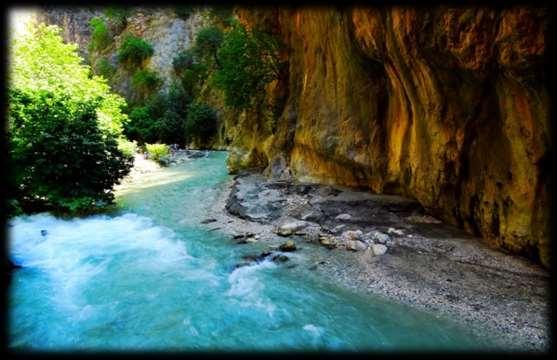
8,151 -> 499,351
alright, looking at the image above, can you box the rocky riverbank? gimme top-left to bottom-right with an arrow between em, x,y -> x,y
202,171 -> 549,351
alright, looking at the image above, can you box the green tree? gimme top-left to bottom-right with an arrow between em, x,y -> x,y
117,34 -> 154,70
185,102 -> 217,145
213,23 -> 280,110
10,23 -> 128,137
8,89 -> 133,215
8,22 -> 133,215
132,69 -> 162,98
194,26 -> 223,67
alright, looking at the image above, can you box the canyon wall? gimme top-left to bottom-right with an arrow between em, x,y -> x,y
34,6 -> 551,267
228,6 -> 551,267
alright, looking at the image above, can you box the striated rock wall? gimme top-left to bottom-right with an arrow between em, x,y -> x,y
37,7 -> 208,97
229,6 -> 551,267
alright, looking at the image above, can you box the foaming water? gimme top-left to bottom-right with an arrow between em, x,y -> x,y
9,151 -> 500,351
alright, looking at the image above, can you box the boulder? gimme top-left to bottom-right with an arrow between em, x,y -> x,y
340,230 -> 363,242
279,240 -> 297,252
276,220 -> 309,236
371,244 -> 388,256
345,240 -> 368,251
367,231 -> 391,245
318,234 -> 337,249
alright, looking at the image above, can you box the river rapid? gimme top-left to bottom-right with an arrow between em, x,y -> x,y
8,151 -> 498,351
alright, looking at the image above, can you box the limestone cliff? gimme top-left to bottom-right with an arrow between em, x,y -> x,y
37,7 -> 208,98
227,6 -> 551,267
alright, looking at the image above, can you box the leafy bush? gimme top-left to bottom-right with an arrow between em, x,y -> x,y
125,106 -> 158,144
95,57 -> 116,78
89,17 -> 112,52
185,102 -> 218,144
173,49 -> 208,96
8,89 -> 133,215
117,138 -> 138,157
10,23 -> 128,137
145,143 -> 169,163
117,34 -> 154,70
213,23 -> 280,110
132,69 -> 162,97
104,6 -> 129,33
194,26 -> 223,65
124,83 -> 191,145
8,22 -> 133,216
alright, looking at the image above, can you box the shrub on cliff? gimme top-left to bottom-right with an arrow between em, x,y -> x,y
8,22 -> 133,215
132,69 -> 162,97
104,6 -> 129,33
89,17 -> 112,52
194,26 -> 223,66
185,102 -> 218,145
95,57 -> 116,79
117,35 -> 154,70
213,23 -> 280,110
173,49 -> 208,96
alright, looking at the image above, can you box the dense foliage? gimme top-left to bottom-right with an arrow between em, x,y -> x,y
8,23 -> 133,215
193,26 -> 223,66
95,57 -> 116,78
185,102 -> 218,145
124,83 -> 192,145
89,17 -> 112,52
145,143 -> 170,163
8,90 -> 133,214
213,23 -> 280,110
104,6 -> 129,33
132,69 -> 162,98
117,34 -> 154,70
173,49 -> 208,95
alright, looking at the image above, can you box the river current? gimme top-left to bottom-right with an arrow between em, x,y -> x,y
8,151 -> 497,351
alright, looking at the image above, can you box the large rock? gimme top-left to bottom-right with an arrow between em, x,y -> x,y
275,220 -> 310,236
279,240 -> 297,252
371,244 -> 388,256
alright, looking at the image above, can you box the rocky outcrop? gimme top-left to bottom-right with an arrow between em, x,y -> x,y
229,6 -> 551,267
37,7 -> 208,97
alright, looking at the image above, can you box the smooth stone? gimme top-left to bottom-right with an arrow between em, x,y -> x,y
276,220 -> 309,236
335,213 -> 352,221
387,227 -> 404,236
371,244 -> 388,256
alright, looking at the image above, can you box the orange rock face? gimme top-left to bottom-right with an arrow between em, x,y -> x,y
227,6 -> 551,267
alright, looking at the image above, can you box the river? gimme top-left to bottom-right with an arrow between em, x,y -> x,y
8,151 -> 498,351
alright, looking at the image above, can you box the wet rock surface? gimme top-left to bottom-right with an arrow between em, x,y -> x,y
207,172 -> 549,351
